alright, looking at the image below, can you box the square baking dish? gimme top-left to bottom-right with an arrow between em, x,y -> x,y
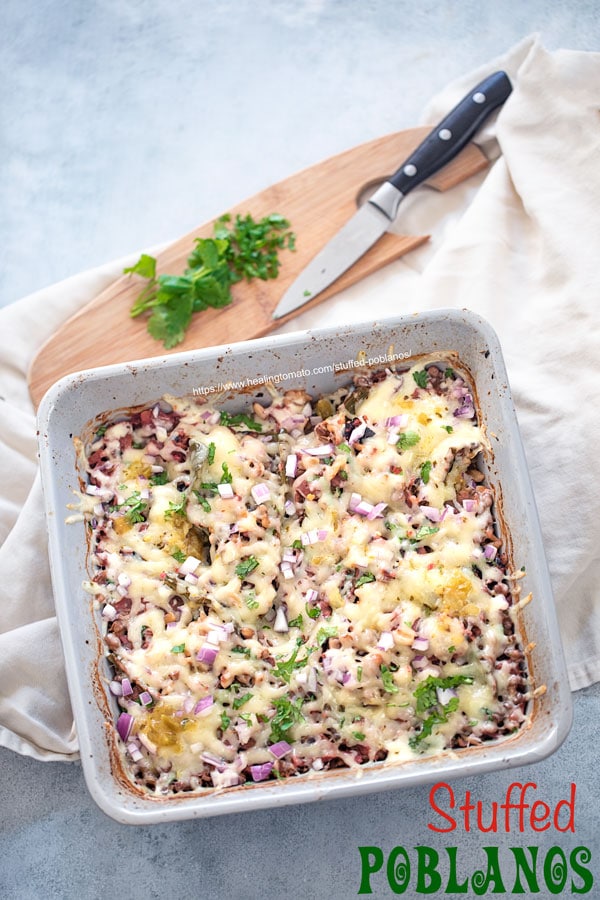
37,308 -> 572,824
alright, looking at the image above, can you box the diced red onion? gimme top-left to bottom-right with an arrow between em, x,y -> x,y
437,687 -> 458,706
109,680 -> 123,696
151,464 -> 164,473
274,607 -> 289,632
183,696 -> 195,714
117,572 -> 131,587
139,488 -> 150,501
194,696 -> 214,715
217,483 -> 234,499
317,528 -> 329,541
421,506 -> 441,523
377,631 -> 394,651
207,626 -> 228,644
348,422 -> 367,445
93,503 -> 104,517
462,499 -> 476,513
367,502 -> 387,520
484,544 -> 497,560
116,585 -> 129,597
303,443 -> 334,457
454,402 -> 475,418
179,555 -> 201,576
116,712 -> 133,742
305,588 -> 318,604
412,636 -> 429,652
280,561 -> 295,580
268,740 -> 292,758
121,678 -> 133,697
387,428 -> 400,444
312,758 -> 324,771
284,500 -> 296,516
302,529 -> 319,546
354,500 -> 375,517
348,492 -> 362,512
196,643 -> 219,665
184,572 -> 199,585
102,604 -> 117,621
307,668 -> 318,692
201,751 -> 227,770
250,762 -> 274,782
342,671 -> 351,684
411,655 -> 428,670
137,732 -> 156,754
139,691 -> 153,707
385,414 -> 408,428
251,483 -> 270,503
126,741 -> 143,762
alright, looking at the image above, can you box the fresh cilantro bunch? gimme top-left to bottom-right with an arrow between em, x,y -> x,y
409,674 -> 473,749
125,213 -> 295,349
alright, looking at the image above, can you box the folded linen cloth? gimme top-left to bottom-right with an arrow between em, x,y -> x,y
1,35 -> 599,761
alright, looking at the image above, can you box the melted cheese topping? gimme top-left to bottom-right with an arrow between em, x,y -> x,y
79,362 -> 529,795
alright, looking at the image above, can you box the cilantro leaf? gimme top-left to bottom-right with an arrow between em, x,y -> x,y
232,692 -> 253,710
413,369 -> 429,389
236,556 -> 259,578
355,572 -> 376,588
171,549 -> 186,564
164,496 -> 187,519
380,665 -> 399,694
420,460 -> 432,484
272,645 -> 310,684
397,431 -> 420,451
220,411 -> 263,432
126,215 -> 294,349
124,253 -> 157,280
150,470 -> 169,485
207,442 -> 216,465
316,625 -> 338,646
269,696 -> 305,743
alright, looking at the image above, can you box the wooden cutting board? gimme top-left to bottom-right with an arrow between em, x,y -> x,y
28,127 -> 488,408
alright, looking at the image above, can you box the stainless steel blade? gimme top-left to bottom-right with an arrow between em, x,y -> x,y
272,199 -> 393,320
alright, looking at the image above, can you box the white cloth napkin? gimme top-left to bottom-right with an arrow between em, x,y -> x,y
1,35 -> 599,761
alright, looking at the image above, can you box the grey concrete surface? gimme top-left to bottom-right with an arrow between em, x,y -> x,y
1,2 -> 599,899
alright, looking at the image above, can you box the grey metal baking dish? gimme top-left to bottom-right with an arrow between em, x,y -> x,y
37,308 -> 572,824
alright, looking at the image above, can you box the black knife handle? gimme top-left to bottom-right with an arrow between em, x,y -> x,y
388,71 -> 512,196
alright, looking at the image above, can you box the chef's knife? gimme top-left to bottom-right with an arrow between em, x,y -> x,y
272,70 -> 512,320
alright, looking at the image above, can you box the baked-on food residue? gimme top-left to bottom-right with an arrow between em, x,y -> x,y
76,361 -> 529,795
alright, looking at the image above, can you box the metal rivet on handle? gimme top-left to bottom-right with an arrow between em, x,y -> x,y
473,92 -> 486,104
403,164 -> 417,176
439,128 -> 452,141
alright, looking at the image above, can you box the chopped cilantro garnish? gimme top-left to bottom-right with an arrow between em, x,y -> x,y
305,603 -> 321,620
245,593 -> 259,610
413,369 -> 429,389
442,425 -> 454,433
316,625 -> 338,646
171,549 -> 186,564
411,524 -> 440,543
396,431 -> 420,451
338,442 -> 352,455
352,731 -> 366,741
118,491 -> 148,524
220,711 -> 231,731
236,556 -> 259,578
272,644 -> 310,684
409,674 -> 474,749
287,614 -> 303,629
380,665 -> 398,694
220,462 -> 233,484
231,646 -> 251,657
220,411 -> 263,432
95,424 -> 107,438
171,643 -> 185,654
292,539 -> 302,550
232,692 -> 253,710
420,460 -> 432,484
150,470 -> 169,485
207,442 -> 216,465
357,665 -> 363,682
355,572 -> 376,588
444,367 -> 454,379
269,696 -> 305,743
164,496 -> 187,519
